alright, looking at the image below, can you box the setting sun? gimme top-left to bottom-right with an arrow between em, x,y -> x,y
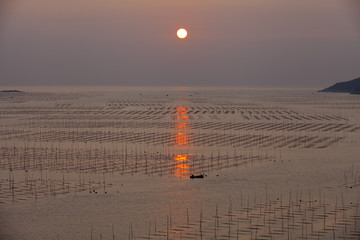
177,28 -> 188,39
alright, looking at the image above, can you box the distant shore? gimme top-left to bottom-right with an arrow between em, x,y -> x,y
0,90 -> 24,93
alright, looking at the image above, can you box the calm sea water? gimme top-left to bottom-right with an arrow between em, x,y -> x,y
0,86 -> 359,239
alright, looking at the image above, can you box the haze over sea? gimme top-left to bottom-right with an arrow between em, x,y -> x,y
0,0 -> 359,87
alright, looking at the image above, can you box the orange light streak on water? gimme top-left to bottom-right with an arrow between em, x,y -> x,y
174,154 -> 190,177
176,122 -> 188,130
174,154 -> 188,162
173,106 -> 192,177
176,132 -> 188,146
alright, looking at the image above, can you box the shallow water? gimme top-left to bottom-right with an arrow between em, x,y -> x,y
0,87 -> 359,239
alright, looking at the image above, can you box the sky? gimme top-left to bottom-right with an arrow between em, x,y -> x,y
0,0 -> 359,87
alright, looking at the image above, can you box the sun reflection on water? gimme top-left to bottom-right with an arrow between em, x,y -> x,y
175,122 -> 188,130
175,132 -> 188,146
174,106 -> 191,178
174,154 -> 190,177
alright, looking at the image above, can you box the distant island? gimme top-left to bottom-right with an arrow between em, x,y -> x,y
319,77 -> 360,94
0,90 -> 24,93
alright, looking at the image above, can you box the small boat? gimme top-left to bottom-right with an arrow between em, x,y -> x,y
190,174 -> 204,179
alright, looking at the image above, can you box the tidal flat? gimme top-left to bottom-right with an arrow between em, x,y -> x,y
0,86 -> 360,240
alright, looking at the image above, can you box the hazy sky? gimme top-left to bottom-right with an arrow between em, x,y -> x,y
0,0 -> 359,87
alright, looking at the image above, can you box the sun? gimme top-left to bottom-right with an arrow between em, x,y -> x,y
177,28 -> 188,39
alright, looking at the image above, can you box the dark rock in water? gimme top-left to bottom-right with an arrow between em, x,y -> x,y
0,90 -> 24,93
319,77 -> 360,94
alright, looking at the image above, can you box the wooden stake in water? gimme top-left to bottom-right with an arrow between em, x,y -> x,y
167,215 -> 169,240
90,224 -> 93,240
214,216 -> 217,240
128,222 -> 133,240
187,208 -> 189,225
236,218 -> 239,240
169,205 -> 172,229
200,205 -> 203,240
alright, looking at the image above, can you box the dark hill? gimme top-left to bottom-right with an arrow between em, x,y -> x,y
0,90 -> 24,93
319,77 -> 360,94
